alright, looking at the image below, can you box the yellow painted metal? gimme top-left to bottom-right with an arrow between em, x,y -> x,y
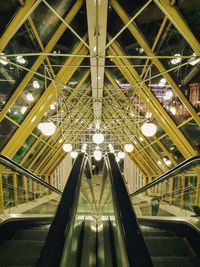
107,41 -> 196,158
46,114 -> 93,175
25,72 -> 90,170
105,71 -> 170,172
111,0 -> 200,127
0,0 -> 84,121
0,0 -> 41,52
196,175 -> 200,206
22,176 -> 28,203
19,134 -> 43,165
0,173 -> 3,212
104,85 -> 164,174
180,175 -> 185,208
13,173 -> 18,207
103,105 -> 157,176
154,0 -> 200,55
2,39 -> 88,159
43,108 -> 92,174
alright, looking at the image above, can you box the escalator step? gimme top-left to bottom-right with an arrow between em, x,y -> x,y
13,229 -> 48,241
144,237 -> 195,257
0,240 -> 43,266
152,257 -> 200,267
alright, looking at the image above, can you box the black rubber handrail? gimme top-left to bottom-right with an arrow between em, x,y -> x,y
130,155 -> 200,198
37,152 -> 87,267
0,154 -> 62,195
106,153 -> 153,267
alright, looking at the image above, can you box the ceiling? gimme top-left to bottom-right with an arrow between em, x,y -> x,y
0,0 -> 199,178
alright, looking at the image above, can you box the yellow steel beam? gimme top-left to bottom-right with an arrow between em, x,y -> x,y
104,80 -> 168,172
102,96 -> 161,176
102,111 -> 154,177
154,0 -> 200,55
2,38 -> 88,158
0,0 -> 84,121
111,0 -> 200,127
44,113 -> 93,175
37,101 -> 93,173
28,83 -> 91,170
0,0 -> 41,51
21,70 -> 90,169
107,40 -> 196,158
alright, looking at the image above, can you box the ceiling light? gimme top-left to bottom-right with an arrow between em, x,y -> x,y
171,54 -> 181,65
169,106 -> 177,115
141,122 -> 157,137
59,138 -> 63,143
115,156 -> 120,163
71,151 -> 78,159
50,104 -> 56,110
93,133 -> 104,144
38,121 -> 56,136
157,160 -> 162,165
0,53 -> 9,65
21,106 -> 27,114
124,144 -> 134,153
158,78 -> 167,87
33,80 -> 40,89
189,53 -> 200,66
94,150 -> 102,161
16,55 -> 26,64
164,91 -> 173,100
93,46 -> 96,52
163,157 -> 172,166
26,93 -> 34,102
63,143 -> 72,152
139,137 -> 144,141
145,111 -> 152,119
118,151 -> 125,159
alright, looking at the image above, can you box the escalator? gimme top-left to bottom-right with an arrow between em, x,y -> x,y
0,153 -> 200,267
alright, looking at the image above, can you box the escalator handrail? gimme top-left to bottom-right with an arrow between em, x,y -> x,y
106,153 -> 154,267
0,154 -> 62,195
130,155 -> 200,198
37,152 -> 87,267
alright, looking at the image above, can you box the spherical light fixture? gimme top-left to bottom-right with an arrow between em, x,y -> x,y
115,156 -> 120,163
124,144 -> 134,153
118,151 -> 125,159
70,151 -> 78,159
33,80 -> 40,89
21,106 -> 27,114
94,150 -> 102,161
38,121 -> 56,136
63,143 -> 72,152
92,133 -> 104,144
141,122 -> 157,137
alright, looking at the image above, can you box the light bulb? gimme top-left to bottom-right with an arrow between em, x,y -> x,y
93,133 -> 104,144
94,150 -> 102,161
170,106 -> 176,115
124,144 -> 134,153
116,156 -> 120,163
16,55 -> 26,64
21,106 -> 27,114
63,143 -> 72,152
39,121 -> 56,136
0,53 -> 9,65
141,122 -> 157,137
118,151 -> 125,159
71,151 -> 78,159
33,80 -> 40,89
26,93 -> 34,102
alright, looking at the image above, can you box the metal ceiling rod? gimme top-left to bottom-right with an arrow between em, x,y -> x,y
105,0 -> 153,49
42,0 -> 90,49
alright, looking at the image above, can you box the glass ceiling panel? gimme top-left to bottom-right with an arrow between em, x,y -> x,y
31,0 -> 76,47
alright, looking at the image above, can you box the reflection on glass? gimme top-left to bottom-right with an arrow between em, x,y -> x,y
132,158 -> 200,217
0,162 -> 60,215
181,120 -> 200,154
0,118 -> 18,151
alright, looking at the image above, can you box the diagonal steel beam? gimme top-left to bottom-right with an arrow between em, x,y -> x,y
111,0 -> 200,127
2,39 -> 88,158
0,0 -> 42,52
107,40 -> 197,158
154,0 -> 200,55
0,0 -> 84,121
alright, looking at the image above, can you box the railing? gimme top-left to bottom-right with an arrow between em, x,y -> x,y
0,154 -> 62,215
130,156 -> 200,217
105,153 -> 153,267
37,152 -> 88,267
